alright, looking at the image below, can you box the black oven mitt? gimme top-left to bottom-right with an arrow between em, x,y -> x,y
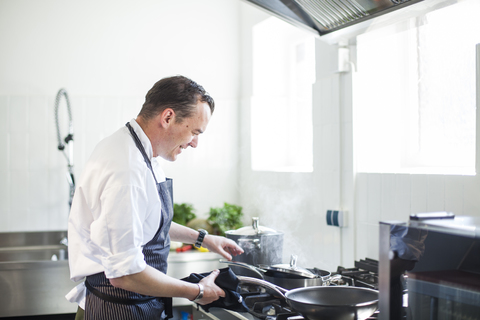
181,267 -> 249,313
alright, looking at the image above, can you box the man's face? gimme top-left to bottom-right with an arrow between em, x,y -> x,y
157,101 -> 211,161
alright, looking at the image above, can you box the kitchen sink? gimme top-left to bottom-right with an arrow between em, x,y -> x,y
0,230 -> 68,247
0,230 -> 68,262
0,231 -> 76,317
0,246 -> 68,262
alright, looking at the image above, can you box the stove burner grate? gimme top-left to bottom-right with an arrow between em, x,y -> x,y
242,292 -> 300,320
335,258 -> 379,290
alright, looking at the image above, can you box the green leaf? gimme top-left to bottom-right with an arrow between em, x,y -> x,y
173,203 -> 197,226
207,202 -> 244,236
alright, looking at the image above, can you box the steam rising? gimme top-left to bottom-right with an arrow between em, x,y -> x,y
240,172 -> 324,269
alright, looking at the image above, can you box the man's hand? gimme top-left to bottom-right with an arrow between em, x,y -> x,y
168,222 -> 244,260
202,235 -> 244,261
195,269 -> 225,305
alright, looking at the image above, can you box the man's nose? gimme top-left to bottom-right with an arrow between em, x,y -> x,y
188,135 -> 199,148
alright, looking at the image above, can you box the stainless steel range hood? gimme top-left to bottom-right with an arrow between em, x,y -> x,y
243,0 -> 424,36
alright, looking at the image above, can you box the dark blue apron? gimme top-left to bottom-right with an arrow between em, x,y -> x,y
84,123 -> 173,320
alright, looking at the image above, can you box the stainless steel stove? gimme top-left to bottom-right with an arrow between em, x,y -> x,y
200,259 -> 382,320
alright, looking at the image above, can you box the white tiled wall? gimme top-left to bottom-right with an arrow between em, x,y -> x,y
0,94 -> 142,231
0,0 -> 242,232
354,173 -> 480,262
0,92 -> 240,232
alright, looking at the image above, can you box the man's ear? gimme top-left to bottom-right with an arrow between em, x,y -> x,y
160,108 -> 175,127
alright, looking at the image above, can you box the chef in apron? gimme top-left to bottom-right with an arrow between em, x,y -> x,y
66,76 -> 244,320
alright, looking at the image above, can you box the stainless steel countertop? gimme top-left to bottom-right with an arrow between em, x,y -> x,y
168,250 -> 223,263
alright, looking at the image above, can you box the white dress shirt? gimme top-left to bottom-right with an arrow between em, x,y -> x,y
66,119 -> 166,308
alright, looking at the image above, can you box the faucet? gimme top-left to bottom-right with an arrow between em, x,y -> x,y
54,88 -> 75,210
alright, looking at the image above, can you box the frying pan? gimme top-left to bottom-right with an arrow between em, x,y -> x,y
238,276 -> 379,320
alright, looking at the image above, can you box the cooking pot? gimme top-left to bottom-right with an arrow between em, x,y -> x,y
264,269 -> 341,290
238,276 -> 379,320
221,255 -> 341,289
225,217 -> 283,277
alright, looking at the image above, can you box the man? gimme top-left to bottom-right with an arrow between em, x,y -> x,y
66,75 -> 244,319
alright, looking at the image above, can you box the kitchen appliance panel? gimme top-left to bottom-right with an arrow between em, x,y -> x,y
408,270 -> 480,319
379,215 -> 480,320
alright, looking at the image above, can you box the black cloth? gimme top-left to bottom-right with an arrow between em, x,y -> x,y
181,267 -> 249,313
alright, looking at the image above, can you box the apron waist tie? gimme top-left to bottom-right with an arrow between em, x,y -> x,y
84,279 -> 156,305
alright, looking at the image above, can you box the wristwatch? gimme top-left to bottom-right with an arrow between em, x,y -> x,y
194,229 -> 208,248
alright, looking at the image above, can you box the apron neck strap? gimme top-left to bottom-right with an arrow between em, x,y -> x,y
125,122 -> 159,185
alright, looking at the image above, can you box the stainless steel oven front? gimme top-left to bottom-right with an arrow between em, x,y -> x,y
379,215 -> 480,320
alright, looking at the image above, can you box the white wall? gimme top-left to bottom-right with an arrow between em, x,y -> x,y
0,0 -> 241,232
239,1 -> 480,271
239,4 -> 348,271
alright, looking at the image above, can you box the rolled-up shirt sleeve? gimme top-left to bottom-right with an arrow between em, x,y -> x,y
90,183 -> 159,278
102,247 -> 146,278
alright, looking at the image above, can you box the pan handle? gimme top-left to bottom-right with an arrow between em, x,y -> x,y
237,276 -> 288,299
219,260 -> 266,279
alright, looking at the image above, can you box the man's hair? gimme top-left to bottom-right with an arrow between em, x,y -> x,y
138,75 -> 215,122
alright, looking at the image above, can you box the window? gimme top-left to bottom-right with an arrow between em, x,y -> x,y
251,17 -> 315,172
354,0 -> 479,175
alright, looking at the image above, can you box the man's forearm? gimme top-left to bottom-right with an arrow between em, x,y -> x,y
109,265 -> 199,300
169,222 -> 199,244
